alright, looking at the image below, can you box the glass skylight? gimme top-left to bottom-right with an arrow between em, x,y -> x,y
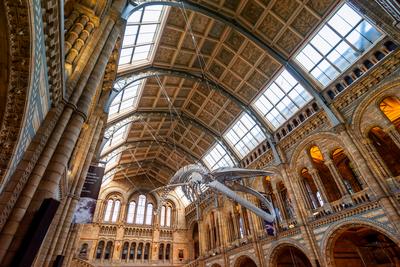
203,143 -> 235,170
108,80 -> 142,120
119,6 -> 165,68
295,3 -> 382,86
104,124 -> 128,150
253,69 -> 312,129
175,186 -> 191,207
224,113 -> 266,158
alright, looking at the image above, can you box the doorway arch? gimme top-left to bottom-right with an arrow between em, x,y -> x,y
270,245 -> 312,267
324,221 -> 400,267
234,255 -> 257,267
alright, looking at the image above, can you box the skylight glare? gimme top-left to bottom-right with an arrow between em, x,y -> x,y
253,69 -> 312,129
104,124 -> 128,151
224,113 -> 266,158
203,143 -> 235,170
118,6 -> 164,68
295,3 -> 382,86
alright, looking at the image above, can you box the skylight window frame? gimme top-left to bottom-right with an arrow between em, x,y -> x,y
224,113 -> 266,159
118,6 -> 169,72
203,142 -> 236,171
294,2 -> 384,87
251,68 -> 313,130
107,79 -> 145,123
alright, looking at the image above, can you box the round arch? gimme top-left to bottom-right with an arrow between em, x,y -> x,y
234,255 -> 258,267
321,218 -> 400,267
266,239 -> 315,267
351,78 -> 400,138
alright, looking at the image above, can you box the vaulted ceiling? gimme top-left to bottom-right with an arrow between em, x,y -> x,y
103,0 -> 340,189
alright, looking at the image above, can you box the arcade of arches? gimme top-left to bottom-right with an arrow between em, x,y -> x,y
1,0 -> 400,266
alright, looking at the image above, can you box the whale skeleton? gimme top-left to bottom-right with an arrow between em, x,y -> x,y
151,164 -> 276,223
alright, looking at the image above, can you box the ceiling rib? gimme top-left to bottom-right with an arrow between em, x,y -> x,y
102,109 -> 241,163
123,1 -> 341,128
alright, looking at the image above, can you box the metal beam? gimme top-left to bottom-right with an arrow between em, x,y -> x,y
102,109 -> 241,163
110,66 -> 274,138
123,0 -> 341,127
101,138 -> 205,165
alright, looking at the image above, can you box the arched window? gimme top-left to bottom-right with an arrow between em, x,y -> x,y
145,203 -> 153,225
165,244 -> 171,260
121,242 -> 129,260
160,206 -> 166,226
79,243 -> 89,259
95,241 -> 104,259
301,168 -> 323,209
137,243 -> 143,259
380,96 -> 400,128
331,148 -> 363,193
104,199 -> 113,222
111,200 -> 120,222
309,145 -> 341,202
126,201 -> 136,223
166,206 -> 172,227
144,243 -> 150,260
369,126 -> 400,176
104,241 -> 113,260
159,243 -> 164,260
129,242 -> 136,260
135,195 -> 146,224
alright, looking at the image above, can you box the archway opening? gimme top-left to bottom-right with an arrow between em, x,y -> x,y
235,256 -> 257,267
331,148 -> 363,193
368,127 -> 400,176
273,245 -> 312,267
331,226 -> 400,267
380,96 -> 400,128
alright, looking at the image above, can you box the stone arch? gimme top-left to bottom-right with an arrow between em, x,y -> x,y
233,254 -> 258,267
99,186 -> 127,202
0,0 -> 35,190
321,217 -> 400,267
289,132 -> 344,169
352,77 -> 400,138
266,239 -> 314,267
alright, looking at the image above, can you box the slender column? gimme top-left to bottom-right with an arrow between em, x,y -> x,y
324,159 -> 351,196
386,125 -> 400,148
271,183 -> 287,224
307,167 -> 329,206
48,118 -> 104,265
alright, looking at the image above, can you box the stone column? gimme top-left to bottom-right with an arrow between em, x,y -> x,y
271,182 -> 287,225
307,167 -> 329,206
0,13 -> 123,266
325,159 -> 353,203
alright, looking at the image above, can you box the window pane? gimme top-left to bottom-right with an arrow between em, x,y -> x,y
145,204 -> 153,225
253,69 -> 312,129
166,207 -> 172,227
160,206 -> 166,226
295,3 -> 382,87
127,202 -> 136,223
224,113 -> 266,158
104,199 -> 113,222
111,200 -> 120,222
135,195 -> 146,224
203,143 -> 235,170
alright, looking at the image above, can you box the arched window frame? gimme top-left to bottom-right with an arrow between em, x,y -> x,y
126,201 -> 136,224
103,195 -> 122,223
145,203 -> 153,225
160,201 -> 174,227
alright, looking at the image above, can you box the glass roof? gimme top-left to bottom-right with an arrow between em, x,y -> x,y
108,80 -> 143,121
252,69 -> 312,129
295,3 -> 382,86
118,6 -> 165,70
224,113 -> 266,158
175,186 -> 191,207
203,142 -> 236,170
